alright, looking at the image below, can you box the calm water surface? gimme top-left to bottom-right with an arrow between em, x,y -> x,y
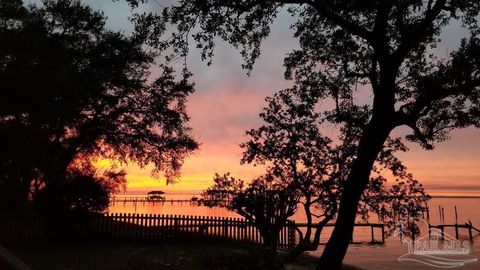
109,196 -> 480,270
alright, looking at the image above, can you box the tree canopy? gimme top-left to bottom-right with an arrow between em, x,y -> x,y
128,0 -> 480,268
204,86 -> 429,258
0,0 -> 198,212
204,173 -> 300,251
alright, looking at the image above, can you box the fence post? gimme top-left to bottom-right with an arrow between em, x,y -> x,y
288,221 -> 296,250
118,213 -> 123,239
223,218 -> 229,239
101,213 -> 106,238
124,213 -> 130,238
135,213 -> 139,238
160,214 -> 165,239
181,215 -> 186,241
243,219 -> 248,241
153,214 -> 159,239
234,218 -> 239,241
174,215 -> 179,239
113,213 -> 119,238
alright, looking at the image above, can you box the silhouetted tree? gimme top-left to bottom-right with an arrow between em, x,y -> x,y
203,173 -> 300,251
239,87 -> 338,259
34,160 -> 126,215
237,87 -> 429,261
129,1 -> 480,268
0,0 -> 197,212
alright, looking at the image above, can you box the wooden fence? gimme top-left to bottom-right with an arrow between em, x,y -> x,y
0,213 -> 295,250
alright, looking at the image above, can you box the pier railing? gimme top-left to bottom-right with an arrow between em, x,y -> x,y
109,196 -> 228,206
428,221 -> 480,242
292,222 -> 385,244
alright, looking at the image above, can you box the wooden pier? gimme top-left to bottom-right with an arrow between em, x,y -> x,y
110,196 -> 229,204
425,205 -> 480,242
110,196 -> 226,206
428,221 -> 480,242
107,200 -> 479,244
293,222 -> 385,244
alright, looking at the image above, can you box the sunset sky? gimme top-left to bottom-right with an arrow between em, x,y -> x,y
36,0 -> 480,196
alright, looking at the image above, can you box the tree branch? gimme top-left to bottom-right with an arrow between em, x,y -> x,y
311,0 -> 374,43
208,0 -> 311,13
393,0 -> 447,65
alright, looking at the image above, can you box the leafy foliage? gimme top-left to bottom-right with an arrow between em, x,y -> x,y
121,0 -> 480,267
34,161 -> 126,215
204,173 -> 299,250
0,0 -> 198,212
205,87 -> 429,256
128,0 -> 480,150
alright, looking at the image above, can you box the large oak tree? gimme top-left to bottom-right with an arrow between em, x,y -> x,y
0,0 -> 198,212
205,86 -> 429,261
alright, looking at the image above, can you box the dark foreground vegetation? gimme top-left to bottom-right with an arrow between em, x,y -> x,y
4,242 -> 365,270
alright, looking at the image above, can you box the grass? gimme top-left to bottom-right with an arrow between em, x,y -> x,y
284,253 -> 365,270
5,241 -> 365,270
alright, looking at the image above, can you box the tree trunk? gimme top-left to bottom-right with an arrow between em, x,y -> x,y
261,228 -> 279,251
286,216 -> 330,262
285,238 -> 312,262
316,119 -> 393,270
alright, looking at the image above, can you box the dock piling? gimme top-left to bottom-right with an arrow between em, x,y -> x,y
454,206 -> 458,224
469,220 -> 473,242
370,226 -> 375,244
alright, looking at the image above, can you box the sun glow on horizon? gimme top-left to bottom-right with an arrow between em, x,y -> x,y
93,127 -> 480,197
93,154 -> 480,197
92,155 -> 265,194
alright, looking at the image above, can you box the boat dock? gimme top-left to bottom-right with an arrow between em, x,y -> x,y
110,196 -> 226,206
426,205 -> 480,242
